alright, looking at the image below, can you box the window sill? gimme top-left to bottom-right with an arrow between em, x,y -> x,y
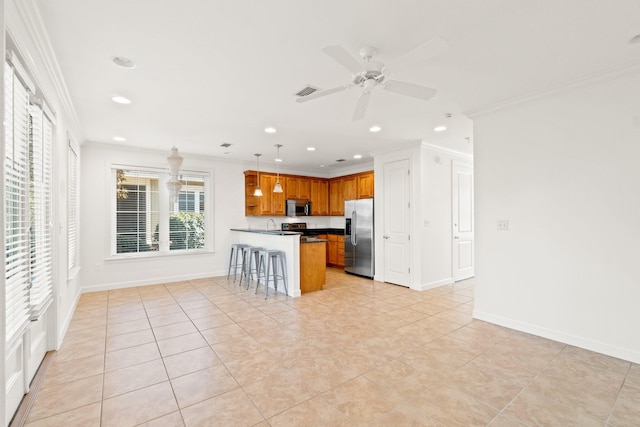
106,248 -> 214,262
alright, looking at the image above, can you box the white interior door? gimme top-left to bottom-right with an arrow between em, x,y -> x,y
383,159 -> 411,286
453,163 -> 474,281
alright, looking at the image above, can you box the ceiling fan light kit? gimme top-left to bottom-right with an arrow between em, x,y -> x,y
297,39 -> 444,121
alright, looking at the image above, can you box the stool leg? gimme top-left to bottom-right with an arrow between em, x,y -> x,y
239,249 -> 247,287
255,254 -> 264,295
280,255 -> 288,296
264,255 -> 271,299
272,255 -> 279,295
227,247 -> 235,279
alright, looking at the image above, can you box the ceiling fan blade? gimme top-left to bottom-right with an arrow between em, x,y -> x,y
352,92 -> 371,122
384,80 -> 437,101
295,85 -> 351,103
390,36 -> 449,73
322,45 -> 362,74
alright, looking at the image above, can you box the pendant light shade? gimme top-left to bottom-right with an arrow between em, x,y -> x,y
167,146 -> 183,175
254,153 -> 263,196
273,144 -> 283,193
166,146 -> 183,201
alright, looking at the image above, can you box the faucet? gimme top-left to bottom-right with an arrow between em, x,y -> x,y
266,219 -> 277,231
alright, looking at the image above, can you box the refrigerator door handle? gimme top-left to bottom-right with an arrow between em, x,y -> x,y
351,211 -> 357,246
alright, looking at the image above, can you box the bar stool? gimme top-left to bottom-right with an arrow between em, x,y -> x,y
239,246 -> 263,289
227,243 -> 250,282
255,249 -> 288,299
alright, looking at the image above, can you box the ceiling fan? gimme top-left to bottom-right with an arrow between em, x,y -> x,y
296,38 -> 447,121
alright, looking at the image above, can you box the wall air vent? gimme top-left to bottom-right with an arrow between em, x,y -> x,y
220,142 -> 232,148
295,86 -> 319,97
335,159 -> 346,162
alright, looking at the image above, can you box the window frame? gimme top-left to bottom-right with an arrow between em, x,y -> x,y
109,164 -> 212,258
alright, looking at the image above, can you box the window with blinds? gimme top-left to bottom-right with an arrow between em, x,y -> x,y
170,175 -> 205,250
4,57 -> 55,344
113,168 -> 209,256
68,143 -> 78,270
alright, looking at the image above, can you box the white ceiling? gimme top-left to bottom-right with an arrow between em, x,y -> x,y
33,0 -> 640,172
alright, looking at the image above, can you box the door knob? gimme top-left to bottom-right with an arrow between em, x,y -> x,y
454,236 -> 459,239
383,235 -> 390,239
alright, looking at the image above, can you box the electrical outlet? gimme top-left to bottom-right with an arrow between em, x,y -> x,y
497,220 -> 509,231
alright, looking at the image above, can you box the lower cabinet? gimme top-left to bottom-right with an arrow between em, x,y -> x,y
326,234 -> 344,267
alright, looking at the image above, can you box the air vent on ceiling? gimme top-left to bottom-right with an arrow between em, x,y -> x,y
220,142 -> 232,148
295,85 -> 319,97
335,159 -> 346,162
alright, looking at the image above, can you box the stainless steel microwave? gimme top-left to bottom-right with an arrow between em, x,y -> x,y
286,200 -> 311,217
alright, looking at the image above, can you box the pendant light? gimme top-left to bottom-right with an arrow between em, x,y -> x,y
273,144 -> 283,193
253,154 -> 263,196
166,146 -> 183,202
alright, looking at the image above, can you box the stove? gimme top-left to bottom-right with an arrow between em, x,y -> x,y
281,222 -> 307,232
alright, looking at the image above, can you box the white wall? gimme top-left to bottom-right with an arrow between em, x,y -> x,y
419,144 -> 472,289
473,71 -> 640,363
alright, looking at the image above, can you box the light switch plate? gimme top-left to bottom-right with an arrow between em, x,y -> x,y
497,220 -> 509,231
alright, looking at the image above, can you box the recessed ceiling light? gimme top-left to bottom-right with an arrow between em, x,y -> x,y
320,164 -> 325,168
433,125 -> 447,132
630,34 -> 640,44
112,57 -> 136,69
264,127 -> 277,134
307,147 -> 316,151
113,136 -> 126,142
369,125 -> 381,133
112,96 -> 131,104
353,154 -> 363,159
275,158 -> 282,162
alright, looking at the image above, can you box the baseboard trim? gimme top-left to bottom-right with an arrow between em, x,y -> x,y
81,270 -> 227,293
8,351 -> 55,427
411,277 -> 454,292
473,310 -> 640,364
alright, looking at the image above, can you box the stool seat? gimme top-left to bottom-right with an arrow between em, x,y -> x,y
255,250 -> 288,299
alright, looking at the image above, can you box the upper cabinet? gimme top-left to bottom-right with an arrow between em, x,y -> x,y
357,171 -> 374,198
311,179 -> 329,216
244,170 -> 373,216
285,176 -> 311,200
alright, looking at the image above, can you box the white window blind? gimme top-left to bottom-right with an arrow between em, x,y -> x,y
171,175 -> 205,250
28,104 -> 53,310
68,143 -> 78,270
4,61 -> 31,343
115,169 -> 160,254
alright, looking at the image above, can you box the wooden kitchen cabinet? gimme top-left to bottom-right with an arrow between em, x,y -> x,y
285,176 -> 311,200
245,170 -> 372,217
342,175 -> 357,201
311,179 -> 329,216
329,178 -> 344,216
327,234 -> 345,267
357,171 -> 374,198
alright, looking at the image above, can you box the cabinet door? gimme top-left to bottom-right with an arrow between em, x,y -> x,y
357,172 -> 374,199
342,175 -> 357,201
329,178 -> 344,216
311,179 -> 329,216
285,177 -> 299,199
327,235 -> 338,265
298,178 -> 311,199
258,174 -> 274,215
272,177 -> 286,215
337,236 -> 345,267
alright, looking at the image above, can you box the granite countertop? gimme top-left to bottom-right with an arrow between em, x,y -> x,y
230,228 -> 303,236
303,228 -> 344,236
300,237 -> 328,244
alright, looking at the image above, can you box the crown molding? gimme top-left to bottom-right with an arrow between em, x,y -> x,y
466,61 -> 640,119
421,141 -> 473,161
9,0 -> 86,142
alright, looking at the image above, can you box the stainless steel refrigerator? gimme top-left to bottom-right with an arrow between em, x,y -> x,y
344,198 -> 374,278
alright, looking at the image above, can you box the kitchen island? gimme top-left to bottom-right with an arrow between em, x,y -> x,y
230,229 -> 327,297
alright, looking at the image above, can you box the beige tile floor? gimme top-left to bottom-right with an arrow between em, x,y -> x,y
24,268 -> 639,426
